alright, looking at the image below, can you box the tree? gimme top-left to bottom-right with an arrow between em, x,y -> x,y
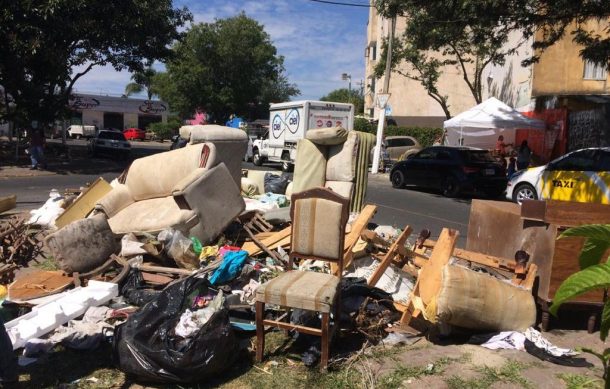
373,0 -> 520,119
320,88 -> 364,114
375,0 -> 610,68
125,67 -> 159,100
155,13 -> 299,121
0,1 -> 191,127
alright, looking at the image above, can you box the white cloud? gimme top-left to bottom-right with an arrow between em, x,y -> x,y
73,0 -> 368,102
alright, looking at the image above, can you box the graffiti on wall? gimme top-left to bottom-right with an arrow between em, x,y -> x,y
568,108 -> 609,151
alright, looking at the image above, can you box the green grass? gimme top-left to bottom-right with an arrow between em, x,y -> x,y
445,360 -> 533,389
376,353 -> 472,389
557,373 -> 603,389
33,256 -> 59,270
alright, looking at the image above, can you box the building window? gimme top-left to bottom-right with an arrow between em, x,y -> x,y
583,60 -> 607,80
365,47 -> 369,58
371,43 -> 377,61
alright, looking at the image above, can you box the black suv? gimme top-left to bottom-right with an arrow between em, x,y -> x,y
389,146 -> 507,197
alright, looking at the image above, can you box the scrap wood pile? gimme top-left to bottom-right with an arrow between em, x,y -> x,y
0,196 -> 48,284
2,185 -> 587,382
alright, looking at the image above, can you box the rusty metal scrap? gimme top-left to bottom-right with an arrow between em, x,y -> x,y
0,214 -> 47,283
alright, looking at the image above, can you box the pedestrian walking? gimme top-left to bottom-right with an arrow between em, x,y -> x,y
517,140 -> 532,170
28,127 -> 47,170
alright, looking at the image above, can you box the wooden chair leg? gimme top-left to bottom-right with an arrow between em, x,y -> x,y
320,312 -> 330,371
256,301 -> 265,363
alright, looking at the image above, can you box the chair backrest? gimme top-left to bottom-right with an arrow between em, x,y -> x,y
125,143 -> 216,201
289,187 -> 350,274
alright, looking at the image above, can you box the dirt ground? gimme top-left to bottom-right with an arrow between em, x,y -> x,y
13,326 -> 606,389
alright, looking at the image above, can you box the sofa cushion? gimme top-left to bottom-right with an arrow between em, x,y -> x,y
306,127 -> 348,145
256,270 -> 339,313
107,197 -> 197,235
125,144 -> 208,201
325,181 -> 353,199
187,125 -> 248,143
292,197 -> 344,259
326,131 -> 357,182
292,139 -> 327,194
187,125 -> 248,187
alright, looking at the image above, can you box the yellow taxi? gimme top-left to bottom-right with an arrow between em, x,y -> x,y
506,147 -> 610,204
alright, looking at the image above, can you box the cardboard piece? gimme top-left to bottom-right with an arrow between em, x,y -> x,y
0,195 -> 17,214
8,270 -> 73,301
54,177 -> 112,229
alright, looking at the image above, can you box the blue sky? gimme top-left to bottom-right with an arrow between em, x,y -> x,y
72,0 -> 370,101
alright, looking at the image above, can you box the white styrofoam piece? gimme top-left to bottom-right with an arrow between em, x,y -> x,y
5,280 -> 118,350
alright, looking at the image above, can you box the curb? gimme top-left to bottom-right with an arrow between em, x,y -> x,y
0,169 -> 56,179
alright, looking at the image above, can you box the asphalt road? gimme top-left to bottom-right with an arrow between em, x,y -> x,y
0,158 -> 473,246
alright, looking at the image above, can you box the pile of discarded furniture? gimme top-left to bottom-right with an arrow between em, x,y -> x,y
0,124 -> 604,384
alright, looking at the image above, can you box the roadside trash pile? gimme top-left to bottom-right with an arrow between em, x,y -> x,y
0,124 -> 603,384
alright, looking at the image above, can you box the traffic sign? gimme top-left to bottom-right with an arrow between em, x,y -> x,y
376,93 -> 391,109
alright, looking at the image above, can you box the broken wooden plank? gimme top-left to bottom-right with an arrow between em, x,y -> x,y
244,226 -> 291,256
342,205 -> 377,270
368,226 -> 413,287
0,195 -> 16,214
415,238 -> 519,271
55,177 -> 112,229
416,228 -> 459,306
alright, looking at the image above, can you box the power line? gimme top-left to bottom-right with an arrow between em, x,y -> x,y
308,0 -> 372,7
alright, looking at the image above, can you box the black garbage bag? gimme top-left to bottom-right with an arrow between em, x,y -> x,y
119,268 -> 161,307
264,172 -> 290,194
113,276 -> 239,383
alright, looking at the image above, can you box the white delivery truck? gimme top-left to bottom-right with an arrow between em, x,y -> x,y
252,100 -> 354,171
67,125 -> 97,139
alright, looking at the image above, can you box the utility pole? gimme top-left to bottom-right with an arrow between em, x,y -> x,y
371,16 -> 396,174
342,73 -> 352,105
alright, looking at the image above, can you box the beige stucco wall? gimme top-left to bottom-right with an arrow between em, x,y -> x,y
532,20 -> 610,96
482,32 -> 535,109
82,111 -> 103,127
363,7 -> 529,125
124,113 -> 139,128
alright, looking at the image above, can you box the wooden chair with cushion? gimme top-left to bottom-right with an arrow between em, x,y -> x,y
255,187 -> 350,370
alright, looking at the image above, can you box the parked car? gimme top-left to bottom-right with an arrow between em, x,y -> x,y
123,127 -> 146,141
506,147 -> 610,204
369,136 -> 421,164
390,146 -> 507,197
88,130 -> 131,158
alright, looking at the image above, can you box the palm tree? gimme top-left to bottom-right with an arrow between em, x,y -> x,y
124,66 -> 158,100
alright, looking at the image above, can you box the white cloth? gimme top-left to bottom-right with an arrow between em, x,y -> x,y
481,327 -> 578,357
480,331 -> 526,351
524,328 -> 578,357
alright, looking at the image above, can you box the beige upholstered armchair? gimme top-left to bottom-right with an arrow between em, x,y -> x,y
290,127 -> 374,212
96,127 -> 247,244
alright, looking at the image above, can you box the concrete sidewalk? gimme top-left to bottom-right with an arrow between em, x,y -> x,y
0,156 -> 128,179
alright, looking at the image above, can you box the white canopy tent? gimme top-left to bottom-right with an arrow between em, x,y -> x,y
443,97 -> 546,149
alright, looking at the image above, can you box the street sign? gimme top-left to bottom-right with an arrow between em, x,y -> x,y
376,93 -> 391,109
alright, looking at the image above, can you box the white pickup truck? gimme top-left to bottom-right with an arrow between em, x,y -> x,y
67,125 -> 97,139
252,100 -> 354,171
